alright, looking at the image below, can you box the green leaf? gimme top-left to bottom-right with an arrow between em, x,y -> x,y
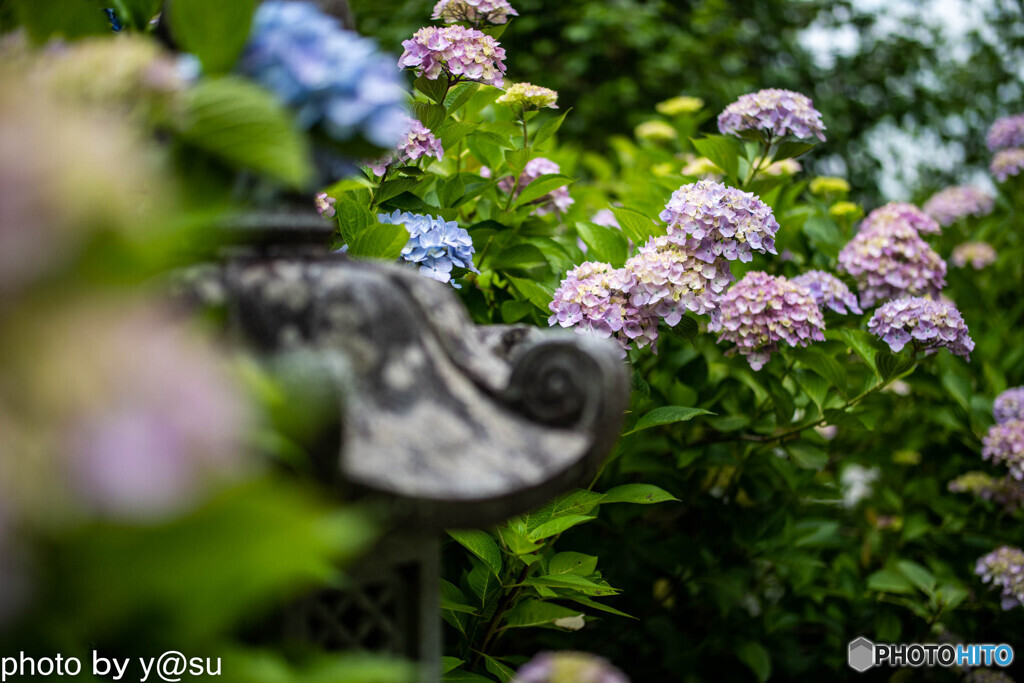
867,568 -> 916,594
626,406 -> 713,434
442,670 -> 494,682
576,222 -> 628,267
506,147 -> 532,176
611,207 -> 661,247
110,0 -> 162,29
833,329 -> 880,376
523,575 -> 619,597
468,560 -> 500,604
515,174 -> 575,207
667,316 -> 700,343
413,102 -> 446,132
337,198 -> 408,260
377,177 -> 422,204
787,443 -> 828,470
691,135 -> 744,180
167,0 -> 258,73
441,580 -> 473,636
532,109 -> 572,148
483,657 -> 516,683
179,77 -> 312,188
735,642 -> 772,683
503,599 -> 583,629
442,658 -> 465,675
445,82 -> 481,112
414,75 -> 449,105
438,121 -> 479,149
896,560 -> 936,597
876,350 -> 915,381
564,595 -> 636,619
941,372 -> 972,412
773,140 -> 817,161
790,349 -> 847,395
507,275 -> 555,312
601,484 -> 678,505
528,515 -> 596,541
11,0 -> 109,42
447,529 -> 503,577
492,244 -> 548,271
549,552 -> 599,576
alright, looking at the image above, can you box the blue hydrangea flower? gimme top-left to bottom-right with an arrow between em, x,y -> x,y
378,211 -> 479,287
238,1 -> 408,148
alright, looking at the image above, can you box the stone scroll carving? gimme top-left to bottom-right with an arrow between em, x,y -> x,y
179,249 -> 630,528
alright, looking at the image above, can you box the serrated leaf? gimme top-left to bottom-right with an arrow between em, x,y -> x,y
413,102 -> 446,131
414,75 -> 449,105
876,350 -> 915,381
787,443 -> 828,470
601,484 -> 678,505
446,82 -> 480,112
377,177 -> 422,204
179,77 -> 312,187
439,121 -> 478,149
790,349 -> 847,395
773,140 -> 818,161
867,568 -> 915,594
528,515 -> 596,541
735,642 -> 772,683
896,560 -> 936,597
447,529 -> 503,577
338,200 -> 409,260
442,658 -> 465,675
503,599 -> 583,628
523,575 -> 619,597
468,560 -> 500,604
691,135 -> 744,180
576,221 -> 628,267
532,109 -> 571,148
667,315 -> 700,342
515,174 -> 574,207
484,656 -> 516,683
507,275 -> 556,313
505,147 -> 532,175
834,328 -> 880,376
626,406 -> 713,434
611,207 -> 661,247
549,552 -> 598,576
167,0 -> 258,73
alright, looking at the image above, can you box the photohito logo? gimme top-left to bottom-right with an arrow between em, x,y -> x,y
847,637 -> 1014,672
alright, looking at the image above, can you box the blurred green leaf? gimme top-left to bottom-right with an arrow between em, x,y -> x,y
691,135 -> 744,180
867,569 -> 916,595
515,174 -> 574,207
167,0 -> 258,73
11,0 -> 109,42
735,642 -> 771,683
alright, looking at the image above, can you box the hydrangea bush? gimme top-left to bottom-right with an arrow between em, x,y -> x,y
5,1 -> 1024,681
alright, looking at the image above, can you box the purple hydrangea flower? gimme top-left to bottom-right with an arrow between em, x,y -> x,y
625,235 -> 734,327
717,89 -> 826,142
995,387 -> 1024,424
710,271 -> 825,370
432,0 -> 519,26
369,118 -> 444,176
922,186 -> 995,226
949,471 -> 1024,513
378,210 -> 479,286
990,148 -> 1024,182
987,114 -> 1024,152
513,651 -> 629,683
592,209 -> 619,228
950,241 -> 997,270
548,262 -> 659,355
975,546 -> 1024,610
837,220 -> 946,308
315,192 -> 336,218
867,297 -> 973,358
399,26 -> 506,87
238,1 -> 408,147
659,180 -> 780,263
860,202 -> 941,236
492,157 -> 574,216
791,270 -> 863,315
983,420 -> 1024,480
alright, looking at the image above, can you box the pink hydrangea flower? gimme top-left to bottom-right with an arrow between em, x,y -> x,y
923,186 -> 994,226
991,148 -> 1024,182
995,387 -> 1024,424
398,25 -> 506,87
369,118 -> 444,177
860,202 -> 941,236
867,297 -> 973,358
838,219 -> 946,308
791,270 -> 863,315
717,88 -> 826,142
950,241 -> 997,270
987,114 -> 1024,152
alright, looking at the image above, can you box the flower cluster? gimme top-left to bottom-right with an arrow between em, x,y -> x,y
314,192 -> 336,218
625,236 -> 734,326
990,148 -> 1024,182
975,546 -> 1024,610
994,387 -> 1024,424
238,1 -> 407,147
951,241 -> 997,270
659,180 -> 780,263
369,118 -> 444,176
548,262 -> 658,354
717,89 -> 826,142
432,0 -> 518,26
982,420 -> 1024,480
495,157 -> 574,215
635,121 -> 677,143
791,271 -> 862,315
949,471 -> 1024,513
497,82 -> 558,110
378,211 -> 478,286
399,26 -> 507,87
837,220 -> 946,308
710,271 -> 825,370
867,297 -> 973,358
513,651 -> 629,683
657,96 -> 704,116
809,176 -> 850,196
922,186 -> 995,226
987,114 -> 1024,152
860,202 -> 941,236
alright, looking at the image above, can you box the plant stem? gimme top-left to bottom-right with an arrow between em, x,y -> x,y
521,116 -> 529,148
470,563 -> 531,671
